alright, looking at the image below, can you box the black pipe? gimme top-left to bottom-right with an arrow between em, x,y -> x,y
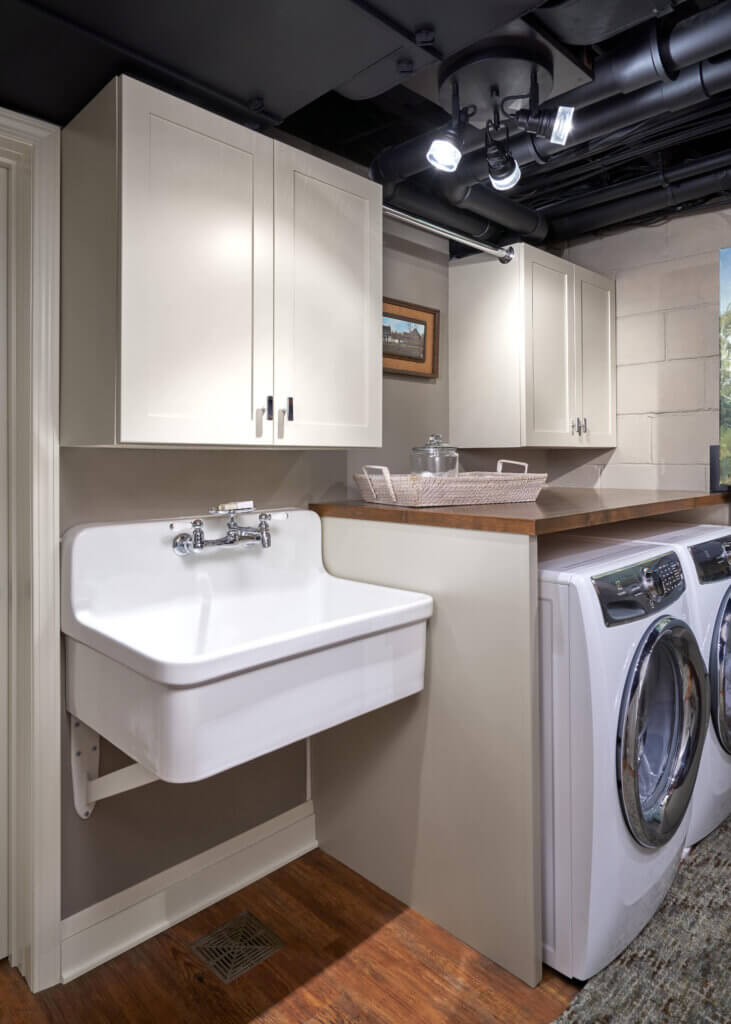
441,180 -> 549,241
371,124 -> 483,185
457,54 -> 731,187
383,182 -> 495,238
369,1 -> 731,186
538,149 -> 731,218
556,0 -> 731,110
551,166 -> 731,239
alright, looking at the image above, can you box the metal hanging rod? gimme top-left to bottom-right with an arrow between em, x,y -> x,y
382,206 -> 514,262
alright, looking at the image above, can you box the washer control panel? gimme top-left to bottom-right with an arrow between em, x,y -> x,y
592,552 -> 685,626
690,535 -> 731,584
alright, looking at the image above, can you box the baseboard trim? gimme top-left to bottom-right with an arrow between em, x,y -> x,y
60,801 -> 317,983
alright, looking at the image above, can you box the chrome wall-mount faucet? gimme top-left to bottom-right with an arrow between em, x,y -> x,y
172,501 -> 286,556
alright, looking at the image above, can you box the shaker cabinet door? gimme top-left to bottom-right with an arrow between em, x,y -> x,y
576,266 -> 616,447
273,143 -> 382,448
523,249 -> 578,446
119,78 -> 274,445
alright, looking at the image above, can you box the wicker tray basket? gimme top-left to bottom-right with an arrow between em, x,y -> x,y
354,461 -> 547,507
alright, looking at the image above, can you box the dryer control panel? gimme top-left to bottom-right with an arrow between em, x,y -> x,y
690,535 -> 731,584
592,552 -> 685,626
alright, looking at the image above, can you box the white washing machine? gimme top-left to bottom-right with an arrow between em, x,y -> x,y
539,536 -> 710,980
579,519 -> 731,845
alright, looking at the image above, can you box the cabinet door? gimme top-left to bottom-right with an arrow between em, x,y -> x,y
120,78 -> 274,445
575,266 -> 616,447
523,248 -> 578,446
274,143 -> 382,447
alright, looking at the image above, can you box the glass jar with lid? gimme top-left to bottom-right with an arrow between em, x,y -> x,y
410,434 -> 459,476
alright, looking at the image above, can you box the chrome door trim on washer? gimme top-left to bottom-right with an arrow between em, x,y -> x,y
710,585 -> 731,755
617,616 -> 710,848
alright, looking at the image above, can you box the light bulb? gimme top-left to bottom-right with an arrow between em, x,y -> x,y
550,106 -> 574,146
426,133 -> 462,173
489,159 -> 522,191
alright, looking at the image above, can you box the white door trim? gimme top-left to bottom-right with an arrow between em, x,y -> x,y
0,107 -> 61,992
0,163 -> 8,962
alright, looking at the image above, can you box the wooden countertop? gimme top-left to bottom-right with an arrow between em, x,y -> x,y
311,488 -> 730,537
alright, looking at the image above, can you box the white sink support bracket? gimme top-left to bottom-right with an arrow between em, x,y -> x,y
70,718 -> 157,819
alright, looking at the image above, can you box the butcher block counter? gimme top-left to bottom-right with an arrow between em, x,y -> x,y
311,487 -> 729,536
309,486 -> 730,990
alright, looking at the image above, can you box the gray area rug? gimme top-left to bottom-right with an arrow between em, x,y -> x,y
553,816 -> 730,1024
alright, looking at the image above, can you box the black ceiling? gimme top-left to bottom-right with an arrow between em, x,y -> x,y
1,0 -> 730,243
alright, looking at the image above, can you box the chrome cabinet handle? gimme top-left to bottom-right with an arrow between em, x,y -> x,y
582,417 -> 588,434
278,397 -> 294,439
576,417 -> 582,436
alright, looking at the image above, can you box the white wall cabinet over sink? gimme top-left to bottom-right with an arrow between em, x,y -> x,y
61,75 -> 382,448
449,243 -> 615,449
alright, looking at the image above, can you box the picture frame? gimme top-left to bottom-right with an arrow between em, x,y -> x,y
382,298 -> 439,379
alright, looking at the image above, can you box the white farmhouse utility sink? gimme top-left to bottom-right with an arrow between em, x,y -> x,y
62,509 -> 432,784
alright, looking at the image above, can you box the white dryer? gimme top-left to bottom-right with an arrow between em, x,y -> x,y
539,536 -> 710,980
579,519 -> 731,845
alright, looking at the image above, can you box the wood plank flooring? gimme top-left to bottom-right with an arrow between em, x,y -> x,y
0,850 -> 579,1024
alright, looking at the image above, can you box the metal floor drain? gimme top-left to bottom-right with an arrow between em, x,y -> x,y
191,911 -> 284,983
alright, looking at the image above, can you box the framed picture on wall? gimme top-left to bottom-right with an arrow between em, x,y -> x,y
382,298 -> 439,379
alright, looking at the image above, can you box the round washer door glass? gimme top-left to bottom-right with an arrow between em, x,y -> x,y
711,586 -> 731,755
618,616 -> 710,848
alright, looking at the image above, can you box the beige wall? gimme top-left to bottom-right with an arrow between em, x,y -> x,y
347,220 -> 451,483
562,207 -> 730,490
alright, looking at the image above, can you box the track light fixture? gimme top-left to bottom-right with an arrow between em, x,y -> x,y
484,119 -> 521,192
427,128 -> 462,173
426,80 -> 464,173
514,104 -> 575,146
487,149 -> 522,191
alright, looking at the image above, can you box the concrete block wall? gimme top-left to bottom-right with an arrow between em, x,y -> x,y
564,207 -> 729,490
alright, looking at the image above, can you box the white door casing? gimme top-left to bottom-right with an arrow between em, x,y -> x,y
0,166 -> 8,961
0,108 -> 61,992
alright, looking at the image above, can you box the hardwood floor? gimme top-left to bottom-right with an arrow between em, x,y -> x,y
0,850 -> 579,1024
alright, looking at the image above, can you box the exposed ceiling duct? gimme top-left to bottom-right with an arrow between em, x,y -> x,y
554,0 -> 731,109
372,2 -> 731,188
456,51 -> 731,188
3,0 -> 731,245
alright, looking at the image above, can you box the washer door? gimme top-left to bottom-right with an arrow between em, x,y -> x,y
618,616 -> 710,848
710,586 -> 731,755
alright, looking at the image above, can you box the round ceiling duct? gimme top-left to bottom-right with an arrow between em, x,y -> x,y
438,39 -> 554,127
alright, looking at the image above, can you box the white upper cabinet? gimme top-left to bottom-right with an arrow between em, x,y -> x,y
574,264 -> 616,447
449,243 -> 615,449
120,79 -> 274,445
523,248 -> 576,446
273,145 -> 381,447
61,76 -> 382,448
